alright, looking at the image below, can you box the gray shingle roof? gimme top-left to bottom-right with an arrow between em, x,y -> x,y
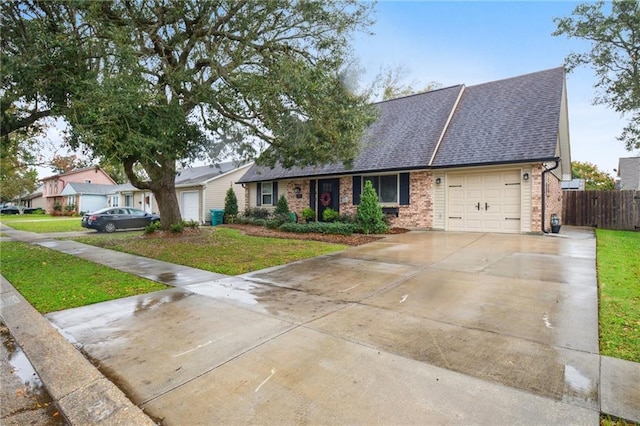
618,157 -> 640,190
62,182 -> 116,195
175,162 -> 247,186
238,67 -> 565,183
431,67 -> 564,167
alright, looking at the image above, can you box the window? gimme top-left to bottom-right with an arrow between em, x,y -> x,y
261,182 -> 273,205
363,175 -> 398,203
110,195 -> 119,207
66,196 -> 75,206
124,195 -> 133,206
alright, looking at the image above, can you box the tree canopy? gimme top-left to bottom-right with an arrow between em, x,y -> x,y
2,1 -> 376,228
553,0 -> 640,150
571,161 -> 616,190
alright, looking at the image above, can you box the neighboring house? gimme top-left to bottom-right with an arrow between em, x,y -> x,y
617,157 -> 640,190
561,179 -> 585,191
21,184 -> 46,210
238,67 -> 571,234
109,162 -> 252,223
40,167 -> 116,213
60,182 -> 116,213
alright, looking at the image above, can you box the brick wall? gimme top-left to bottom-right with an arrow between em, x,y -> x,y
392,171 -> 433,228
530,163 -> 563,233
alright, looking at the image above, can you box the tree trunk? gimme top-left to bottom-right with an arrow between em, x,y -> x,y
123,156 -> 182,231
149,173 -> 182,230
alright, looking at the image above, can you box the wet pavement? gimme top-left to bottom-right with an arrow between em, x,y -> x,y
2,225 -> 639,424
0,323 -> 66,425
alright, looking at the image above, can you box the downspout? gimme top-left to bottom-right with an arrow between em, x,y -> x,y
541,159 -> 560,234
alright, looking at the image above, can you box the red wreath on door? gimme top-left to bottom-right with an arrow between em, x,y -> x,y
320,192 -> 331,207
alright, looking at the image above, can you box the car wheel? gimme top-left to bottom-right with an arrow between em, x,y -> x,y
103,222 -> 116,233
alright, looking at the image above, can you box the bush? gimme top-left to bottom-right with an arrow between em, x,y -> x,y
302,207 -> 315,222
183,220 -> 199,229
144,221 -> 161,234
170,222 -> 185,233
224,187 -> 238,223
357,180 -> 389,234
274,195 -> 290,215
322,208 -> 339,222
244,207 -> 271,219
279,221 -> 355,235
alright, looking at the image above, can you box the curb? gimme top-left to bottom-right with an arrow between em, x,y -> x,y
0,275 -> 155,425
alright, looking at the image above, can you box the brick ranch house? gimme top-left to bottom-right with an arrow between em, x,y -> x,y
237,67 -> 571,234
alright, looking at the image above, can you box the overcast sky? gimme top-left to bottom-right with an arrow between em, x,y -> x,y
351,0 -> 637,176
38,0 -> 636,178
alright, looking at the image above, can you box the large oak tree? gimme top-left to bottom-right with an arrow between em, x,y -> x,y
554,0 -> 640,150
2,1 -> 376,228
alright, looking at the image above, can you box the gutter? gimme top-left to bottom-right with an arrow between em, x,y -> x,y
541,159 -> 560,234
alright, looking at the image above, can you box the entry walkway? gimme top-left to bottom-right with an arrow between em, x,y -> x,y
1,225 -> 639,424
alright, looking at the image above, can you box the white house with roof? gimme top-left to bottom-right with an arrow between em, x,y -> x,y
109,162 -> 252,223
60,182 -> 117,213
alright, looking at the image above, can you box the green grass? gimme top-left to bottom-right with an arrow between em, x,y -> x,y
596,229 -> 640,362
0,215 -> 84,233
0,241 -> 167,313
72,227 -> 347,276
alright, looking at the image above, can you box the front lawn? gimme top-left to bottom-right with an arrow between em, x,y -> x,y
71,227 -> 347,275
596,229 -> 640,362
0,215 -> 84,233
0,241 -> 167,313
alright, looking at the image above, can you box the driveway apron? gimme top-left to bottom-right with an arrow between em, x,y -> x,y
46,229 -> 602,424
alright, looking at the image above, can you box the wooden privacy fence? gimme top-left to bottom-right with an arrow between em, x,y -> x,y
562,190 -> 640,231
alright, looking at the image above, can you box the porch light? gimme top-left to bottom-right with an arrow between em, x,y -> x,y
523,173 -> 530,181
294,186 -> 302,198
435,178 -> 441,184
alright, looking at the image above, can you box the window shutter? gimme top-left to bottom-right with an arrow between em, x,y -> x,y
272,182 -> 278,205
352,176 -> 361,205
309,179 -> 316,210
256,182 -> 262,206
399,173 -> 410,205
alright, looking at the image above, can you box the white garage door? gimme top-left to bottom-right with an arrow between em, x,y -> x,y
181,191 -> 200,222
447,170 -> 521,233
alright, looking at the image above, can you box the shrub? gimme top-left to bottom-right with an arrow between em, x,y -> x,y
144,221 -> 161,234
223,187 -> 238,223
279,221 -> 355,235
244,207 -> 271,219
322,207 -> 339,222
170,222 -> 185,233
302,207 -> 315,222
274,195 -> 290,215
337,213 -> 358,224
357,180 -> 389,234
184,220 -> 200,229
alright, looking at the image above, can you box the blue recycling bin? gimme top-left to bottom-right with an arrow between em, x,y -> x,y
210,209 -> 224,226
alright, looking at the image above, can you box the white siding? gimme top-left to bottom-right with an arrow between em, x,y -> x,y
520,167 -> 532,233
433,174 -> 446,230
202,164 -> 251,223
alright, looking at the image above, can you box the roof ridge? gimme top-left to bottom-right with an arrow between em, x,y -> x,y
467,66 -> 565,90
373,84 -> 464,105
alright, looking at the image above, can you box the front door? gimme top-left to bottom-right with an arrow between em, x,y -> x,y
317,179 -> 340,221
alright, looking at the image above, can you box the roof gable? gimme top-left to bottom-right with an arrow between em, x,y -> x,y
431,67 -> 565,167
60,182 -> 116,195
239,67 -> 568,183
239,85 -> 464,182
618,157 -> 640,190
175,161 -> 251,186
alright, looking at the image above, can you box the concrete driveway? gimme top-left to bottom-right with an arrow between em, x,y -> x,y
47,229 -> 600,424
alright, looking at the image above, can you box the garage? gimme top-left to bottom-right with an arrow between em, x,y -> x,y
180,191 -> 200,222
446,170 -> 522,233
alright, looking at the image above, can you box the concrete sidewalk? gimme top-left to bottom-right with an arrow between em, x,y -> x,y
1,225 -> 639,424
